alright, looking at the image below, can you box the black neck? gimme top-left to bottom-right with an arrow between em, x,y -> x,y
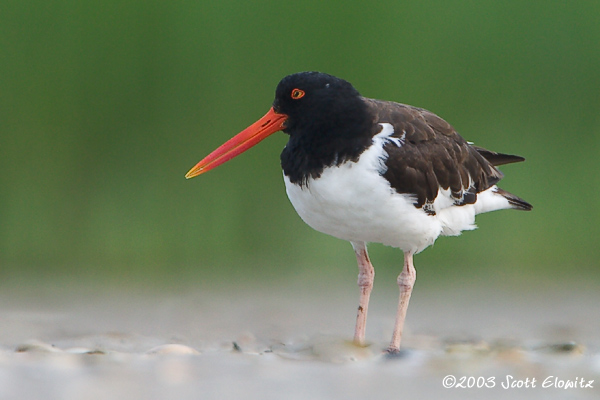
280,98 -> 373,186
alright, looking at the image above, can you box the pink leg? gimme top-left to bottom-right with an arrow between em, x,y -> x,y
351,242 -> 374,346
387,252 -> 416,353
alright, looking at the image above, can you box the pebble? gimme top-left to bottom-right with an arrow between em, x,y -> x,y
145,344 -> 201,355
15,340 -> 62,353
65,347 -> 106,355
533,341 -> 585,356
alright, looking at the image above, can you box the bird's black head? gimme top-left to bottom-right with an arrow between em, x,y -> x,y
273,72 -> 367,136
274,72 -> 374,186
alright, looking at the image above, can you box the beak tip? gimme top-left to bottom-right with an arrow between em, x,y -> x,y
185,169 -> 200,180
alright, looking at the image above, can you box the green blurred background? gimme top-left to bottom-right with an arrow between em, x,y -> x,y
2,1 -> 599,288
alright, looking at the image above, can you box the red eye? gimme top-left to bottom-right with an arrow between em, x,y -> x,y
291,89 -> 305,99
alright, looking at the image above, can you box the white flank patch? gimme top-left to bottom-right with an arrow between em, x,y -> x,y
438,185 -> 512,236
371,123 -> 404,174
375,123 -> 405,148
473,186 -> 512,214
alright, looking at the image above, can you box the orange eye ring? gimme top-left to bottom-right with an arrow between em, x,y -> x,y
291,89 -> 305,99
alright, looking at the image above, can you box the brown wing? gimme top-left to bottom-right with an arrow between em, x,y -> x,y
363,98 -> 506,213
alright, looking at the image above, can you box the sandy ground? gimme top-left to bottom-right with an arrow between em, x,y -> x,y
0,277 -> 599,400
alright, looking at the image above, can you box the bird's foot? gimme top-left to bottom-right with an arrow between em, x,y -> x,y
384,347 -> 411,359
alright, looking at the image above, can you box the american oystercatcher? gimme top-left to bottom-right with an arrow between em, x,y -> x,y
185,72 -> 532,353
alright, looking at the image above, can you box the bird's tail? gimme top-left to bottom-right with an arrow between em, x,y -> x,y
473,146 -> 526,166
496,188 -> 533,211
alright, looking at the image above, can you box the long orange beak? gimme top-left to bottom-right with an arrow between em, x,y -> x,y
185,107 -> 288,179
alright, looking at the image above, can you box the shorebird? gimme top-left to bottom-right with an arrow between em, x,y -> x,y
185,72 -> 532,353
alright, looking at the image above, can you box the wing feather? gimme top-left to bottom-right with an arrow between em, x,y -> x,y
363,98 -> 509,211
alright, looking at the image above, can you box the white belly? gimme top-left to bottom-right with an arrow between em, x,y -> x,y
284,173 -> 443,253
